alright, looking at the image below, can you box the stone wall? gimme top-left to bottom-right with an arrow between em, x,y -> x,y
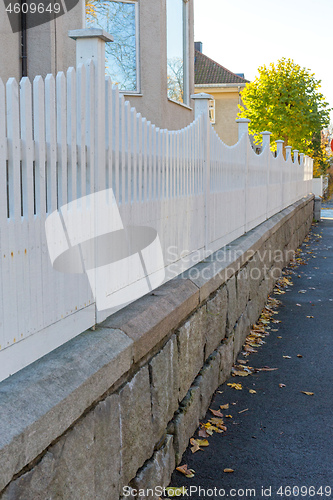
0,195 -> 314,500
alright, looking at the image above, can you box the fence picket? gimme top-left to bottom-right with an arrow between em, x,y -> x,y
56,72 -> 67,208
67,68 -> 77,203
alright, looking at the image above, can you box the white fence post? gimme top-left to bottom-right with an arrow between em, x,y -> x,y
191,93 -> 213,253
68,28 -> 113,193
261,131 -> 271,150
285,145 -> 292,160
276,140 -> 284,157
236,118 -> 250,141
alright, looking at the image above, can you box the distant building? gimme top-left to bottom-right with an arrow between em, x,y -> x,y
194,43 -> 248,146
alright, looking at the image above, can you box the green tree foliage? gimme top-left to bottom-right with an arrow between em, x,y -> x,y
310,130 -> 332,177
238,58 -> 331,172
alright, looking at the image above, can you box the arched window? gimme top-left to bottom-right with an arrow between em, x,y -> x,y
86,0 -> 140,92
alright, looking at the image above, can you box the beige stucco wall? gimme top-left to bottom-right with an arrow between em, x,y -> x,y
0,2 -> 83,82
195,86 -> 242,146
0,8 -> 21,83
0,0 -> 194,130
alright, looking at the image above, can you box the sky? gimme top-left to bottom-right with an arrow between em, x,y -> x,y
194,0 -> 333,123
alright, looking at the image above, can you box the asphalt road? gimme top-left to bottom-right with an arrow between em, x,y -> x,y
168,216 -> 333,500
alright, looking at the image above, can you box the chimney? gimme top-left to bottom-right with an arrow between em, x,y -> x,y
194,41 -> 202,53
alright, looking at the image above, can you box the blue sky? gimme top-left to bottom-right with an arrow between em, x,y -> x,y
194,0 -> 333,123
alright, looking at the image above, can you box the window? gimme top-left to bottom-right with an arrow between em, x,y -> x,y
86,0 -> 139,92
209,99 -> 215,124
166,0 -> 189,105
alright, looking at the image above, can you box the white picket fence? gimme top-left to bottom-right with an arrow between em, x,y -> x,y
0,31 -> 313,381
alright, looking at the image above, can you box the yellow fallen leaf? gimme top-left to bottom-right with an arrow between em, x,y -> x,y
227,383 -> 242,390
166,487 -> 187,497
279,383 -> 286,388
189,438 -> 202,453
297,354 -> 303,358
195,439 -> 209,447
225,415 -> 233,418
224,468 -> 234,473
220,403 -> 229,410
249,389 -> 256,394
301,391 -> 314,396
176,464 -> 195,478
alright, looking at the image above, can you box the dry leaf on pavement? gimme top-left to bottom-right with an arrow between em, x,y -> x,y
301,391 -> 314,396
227,383 -> 242,390
223,468 -> 234,473
209,408 -> 224,417
176,464 -> 195,478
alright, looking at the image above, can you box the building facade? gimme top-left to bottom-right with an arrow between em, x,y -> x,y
194,42 -> 248,146
0,0 -> 194,130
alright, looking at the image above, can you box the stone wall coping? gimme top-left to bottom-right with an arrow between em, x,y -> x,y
0,194 -> 314,492
0,328 -> 133,492
100,278 -> 200,363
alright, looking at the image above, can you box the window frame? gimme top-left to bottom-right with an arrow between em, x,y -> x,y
85,0 -> 141,94
166,0 -> 190,106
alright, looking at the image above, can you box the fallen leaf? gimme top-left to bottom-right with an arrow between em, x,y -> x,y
190,439 -> 201,454
194,438 -> 209,447
225,415 -> 233,418
166,487 -> 187,497
209,408 -> 224,417
244,345 -> 257,353
279,383 -> 286,388
301,391 -> 314,396
306,315 -> 314,319
198,428 -> 209,438
220,403 -> 229,410
296,303 -> 302,307
249,389 -> 256,394
297,354 -> 303,358
223,468 -> 234,473
277,336 -> 282,338
283,355 -> 291,359
227,383 -> 242,390
232,370 -> 250,377
176,464 -> 195,478
237,359 -> 248,365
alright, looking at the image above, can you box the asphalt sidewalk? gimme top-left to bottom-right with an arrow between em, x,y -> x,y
168,215 -> 333,499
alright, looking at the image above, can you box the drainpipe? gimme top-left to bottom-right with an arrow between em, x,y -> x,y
21,2 -> 27,77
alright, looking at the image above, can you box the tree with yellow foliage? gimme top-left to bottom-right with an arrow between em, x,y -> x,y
238,58 -> 331,175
